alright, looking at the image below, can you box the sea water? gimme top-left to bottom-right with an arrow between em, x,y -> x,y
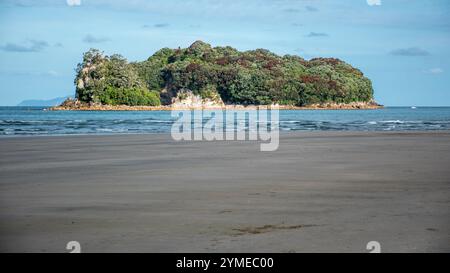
1,107 -> 450,136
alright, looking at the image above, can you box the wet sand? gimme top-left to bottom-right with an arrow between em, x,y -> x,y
0,132 -> 449,252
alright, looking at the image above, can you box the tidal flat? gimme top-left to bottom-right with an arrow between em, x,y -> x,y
0,132 -> 449,252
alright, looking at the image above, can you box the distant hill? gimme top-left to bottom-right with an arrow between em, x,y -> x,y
17,96 -> 71,107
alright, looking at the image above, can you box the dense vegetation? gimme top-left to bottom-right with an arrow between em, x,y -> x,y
74,41 -> 374,106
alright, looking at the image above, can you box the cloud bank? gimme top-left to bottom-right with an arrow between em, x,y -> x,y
0,40 -> 49,52
83,34 -> 110,44
305,6 -> 318,12
306,32 -> 329,38
390,47 -> 430,56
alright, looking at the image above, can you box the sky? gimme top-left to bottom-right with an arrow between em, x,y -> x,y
0,0 -> 449,106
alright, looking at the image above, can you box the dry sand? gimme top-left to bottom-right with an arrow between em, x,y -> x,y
0,132 -> 449,252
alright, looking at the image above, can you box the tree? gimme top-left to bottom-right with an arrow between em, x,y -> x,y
74,49 -> 160,106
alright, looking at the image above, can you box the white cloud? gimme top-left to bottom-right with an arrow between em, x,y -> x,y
47,70 -> 59,77
66,0 -> 81,6
425,68 -> 444,74
367,0 -> 381,6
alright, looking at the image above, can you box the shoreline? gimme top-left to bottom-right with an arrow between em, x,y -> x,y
1,130 -> 448,139
1,131 -> 449,252
49,101 -> 383,111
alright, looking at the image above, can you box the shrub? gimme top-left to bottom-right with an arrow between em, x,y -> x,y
99,87 -> 161,106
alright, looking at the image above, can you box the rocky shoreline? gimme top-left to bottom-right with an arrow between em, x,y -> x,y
49,99 -> 383,111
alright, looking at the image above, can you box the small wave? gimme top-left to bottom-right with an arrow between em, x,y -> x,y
96,128 -> 113,132
144,120 -> 173,123
379,120 -> 404,124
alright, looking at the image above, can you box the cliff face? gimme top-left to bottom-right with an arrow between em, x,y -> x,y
170,89 -> 225,109
73,41 -> 376,108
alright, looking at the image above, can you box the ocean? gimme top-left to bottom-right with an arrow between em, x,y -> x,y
1,106 -> 450,136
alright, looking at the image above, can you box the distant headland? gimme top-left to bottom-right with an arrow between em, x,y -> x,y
18,96 -> 71,107
52,41 -> 381,111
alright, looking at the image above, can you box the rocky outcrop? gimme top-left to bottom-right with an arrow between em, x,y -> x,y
170,89 -> 225,109
304,100 -> 382,110
52,98 -> 171,111
51,97 -> 382,111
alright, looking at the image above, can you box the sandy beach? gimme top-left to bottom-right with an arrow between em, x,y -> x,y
0,132 -> 449,252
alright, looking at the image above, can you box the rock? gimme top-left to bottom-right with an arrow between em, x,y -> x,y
50,97 -> 382,111
171,89 -> 225,109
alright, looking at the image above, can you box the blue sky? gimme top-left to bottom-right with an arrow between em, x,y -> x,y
0,0 -> 449,106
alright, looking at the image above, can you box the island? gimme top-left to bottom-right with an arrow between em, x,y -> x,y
53,41 -> 382,110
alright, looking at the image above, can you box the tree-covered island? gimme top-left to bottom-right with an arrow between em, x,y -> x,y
56,41 -> 381,110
